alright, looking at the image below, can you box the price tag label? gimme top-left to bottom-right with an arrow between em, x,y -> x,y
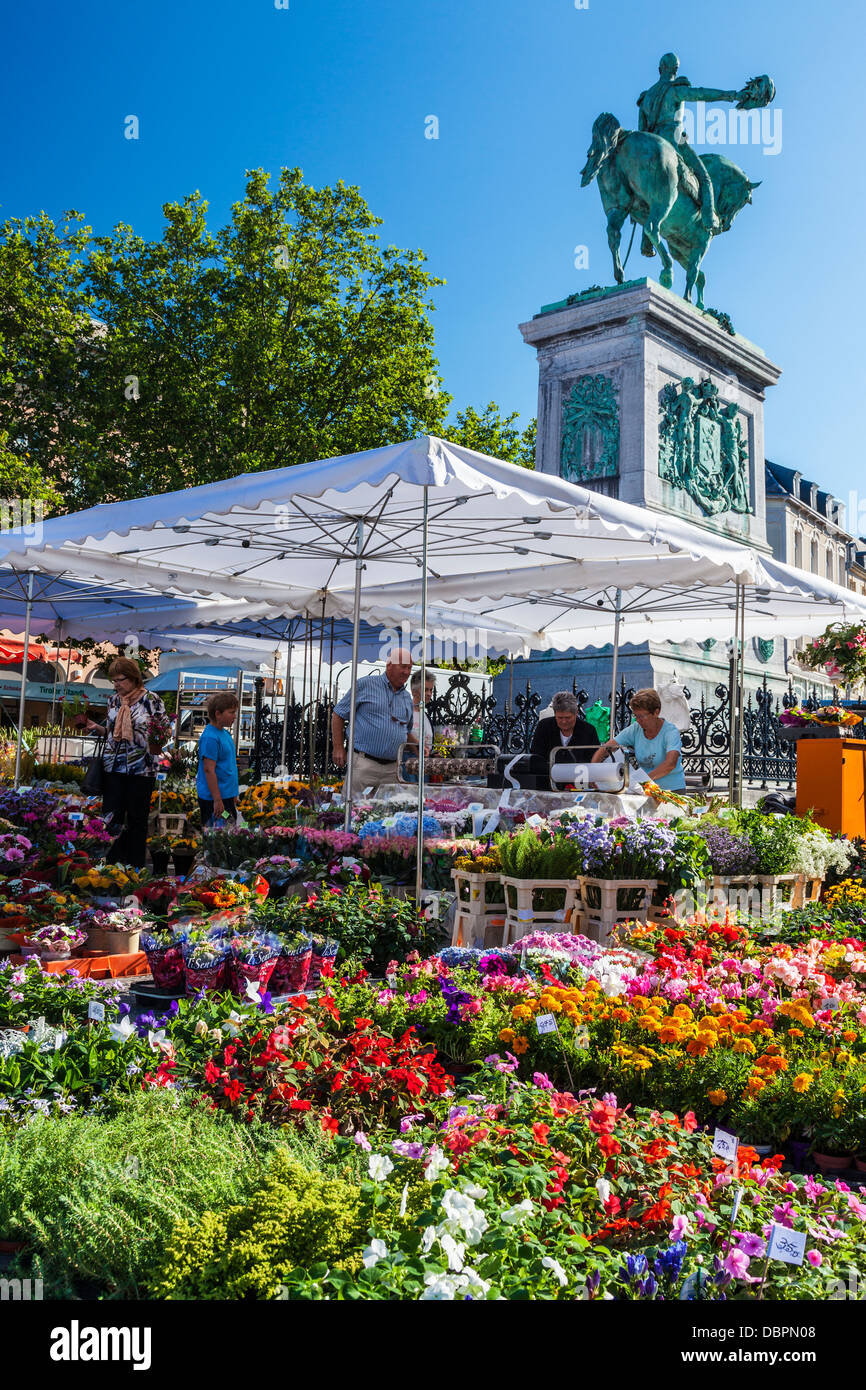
68,811 -> 84,823
363,786 -> 374,798
730,1187 -> 744,1225
536,1013 -> 558,1036
712,1128 -> 739,1161
386,973 -> 397,989
155,772 -> 167,783
87,1000 -> 105,1022
767,1223 -> 806,1266
820,996 -> 841,1012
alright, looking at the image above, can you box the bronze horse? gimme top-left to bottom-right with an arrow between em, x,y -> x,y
580,113 -> 760,309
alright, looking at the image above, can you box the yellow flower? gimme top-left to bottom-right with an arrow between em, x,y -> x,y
512,1036 -> 529,1055
792,1073 -> 812,1093
707,1089 -> 727,1106
498,1028 -> 516,1045
511,1005 -> 532,1022
732,1038 -> 756,1055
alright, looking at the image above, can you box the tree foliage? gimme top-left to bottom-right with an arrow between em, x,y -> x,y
446,401 -> 536,468
0,170 -> 455,508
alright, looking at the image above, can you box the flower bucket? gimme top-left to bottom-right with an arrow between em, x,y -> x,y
104,929 -> 141,956
143,943 -> 184,990
39,943 -> 71,961
228,954 -> 278,998
308,939 -> 339,989
184,957 -> 228,998
270,943 -> 313,995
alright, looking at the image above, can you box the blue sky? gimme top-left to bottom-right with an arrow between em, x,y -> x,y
4,0 -> 863,514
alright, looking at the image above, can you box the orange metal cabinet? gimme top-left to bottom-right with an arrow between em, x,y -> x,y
795,738 -> 866,838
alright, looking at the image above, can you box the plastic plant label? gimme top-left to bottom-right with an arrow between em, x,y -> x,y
363,786 -> 374,797
386,973 -> 397,989
767,1224 -> 806,1265
516,908 -> 534,922
820,996 -> 841,1012
536,1013 -> 558,1035
712,1128 -> 739,1161
87,1000 -> 105,1022
574,1029 -> 590,1049
68,812 -> 84,823
155,772 -> 167,782
730,1187 -> 744,1225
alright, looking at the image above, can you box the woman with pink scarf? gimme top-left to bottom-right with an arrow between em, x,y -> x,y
85,657 -> 168,867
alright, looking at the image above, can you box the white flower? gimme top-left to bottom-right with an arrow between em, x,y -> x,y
362,1238 -> 388,1268
459,1179 -> 488,1201
107,1016 -> 135,1044
423,1146 -> 451,1182
421,1225 -> 437,1253
147,1028 -> 170,1054
542,1256 -> 568,1288
399,1183 -> 409,1218
596,1177 -> 611,1208
439,1189 -> 488,1245
244,979 -> 262,1005
439,1233 -> 466,1272
420,1274 -> 459,1300
368,1153 -> 394,1182
500,1198 -> 534,1225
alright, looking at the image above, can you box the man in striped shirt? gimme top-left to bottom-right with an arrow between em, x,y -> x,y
332,648 -> 415,795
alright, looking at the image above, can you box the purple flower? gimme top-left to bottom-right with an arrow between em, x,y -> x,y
391,1140 -> 425,1160
532,1072 -> 554,1090
732,1230 -> 766,1258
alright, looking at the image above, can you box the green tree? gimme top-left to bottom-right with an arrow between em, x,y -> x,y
445,401 -> 536,468
0,210 -> 94,509
1,169 -> 453,507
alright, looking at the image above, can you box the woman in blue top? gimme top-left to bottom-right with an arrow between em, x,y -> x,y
591,687 -> 687,791
197,692 -> 240,825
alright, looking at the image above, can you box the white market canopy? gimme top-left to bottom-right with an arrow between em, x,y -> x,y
1,437 -> 770,607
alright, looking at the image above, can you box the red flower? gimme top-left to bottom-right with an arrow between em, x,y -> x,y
204,1060 -> 222,1085
290,1098 -> 311,1111
532,1122 -> 550,1146
320,1112 -> 339,1134
682,1111 -> 698,1133
597,1133 -> 622,1158
223,1078 -> 243,1104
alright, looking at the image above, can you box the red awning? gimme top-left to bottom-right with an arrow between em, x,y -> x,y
0,641 -> 83,666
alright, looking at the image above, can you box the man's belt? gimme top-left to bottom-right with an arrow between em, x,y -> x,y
353,750 -> 395,766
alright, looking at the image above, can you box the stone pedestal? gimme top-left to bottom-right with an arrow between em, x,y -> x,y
509,277 -> 789,713
519,277 -> 781,553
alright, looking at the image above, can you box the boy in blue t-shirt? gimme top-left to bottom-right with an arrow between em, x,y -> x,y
196,692 -> 241,825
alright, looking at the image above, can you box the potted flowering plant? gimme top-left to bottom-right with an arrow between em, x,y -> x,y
801,621 -> 866,691
25,923 -> 86,960
146,709 -> 173,755
148,833 -> 172,876
62,692 -> 90,729
228,931 -> 279,996
170,835 -> 200,877
268,927 -> 313,995
140,922 -> 185,989
81,905 -> 144,955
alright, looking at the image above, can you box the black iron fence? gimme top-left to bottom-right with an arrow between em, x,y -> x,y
251,671 -> 865,791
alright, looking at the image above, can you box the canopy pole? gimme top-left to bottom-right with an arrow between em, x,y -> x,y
727,581 -> 745,806
13,572 -> 35,788
312,598 -> 325,787
736,583 -> 746,806
609,588 -> 622,738
278,626 -> 293,774
324,617 -> 335,774
414,486 -> 429,907
342,520 -> 365,831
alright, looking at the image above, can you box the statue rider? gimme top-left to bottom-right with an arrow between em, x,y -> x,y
637,53 -> 740,241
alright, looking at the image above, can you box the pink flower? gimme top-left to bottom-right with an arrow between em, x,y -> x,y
733,1230 -> 766,1259
723,1248 -> 753,1281
806,1249 -> 823,1267
670,1214 -> 691,1241
847,1194 -> 866,1220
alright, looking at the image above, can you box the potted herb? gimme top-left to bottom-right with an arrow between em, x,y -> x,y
62,692 -> 90,730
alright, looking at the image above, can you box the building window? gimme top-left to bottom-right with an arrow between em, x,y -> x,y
793,530 -> 802,569
810,538 -> 819,573
826,549 -> 833,580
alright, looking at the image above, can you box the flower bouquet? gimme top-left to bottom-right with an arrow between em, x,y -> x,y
0,832 -> 34,868
79,903 -> 144,954
25,923 -> 86,960
146,709 -> 173,755
317,855 -> 372,888
800,622 -> 866,691
228,931 -> 280,996
181,931 -> 231,996
71,864 -> 151,903
140,923 -> 186,989
268,927 -> 313,995
307,932 -> 339,989
251,854 -> 305,898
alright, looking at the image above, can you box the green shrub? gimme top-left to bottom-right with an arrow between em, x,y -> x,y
152,1151 -> 365,1299
0,1091 -> 287,1298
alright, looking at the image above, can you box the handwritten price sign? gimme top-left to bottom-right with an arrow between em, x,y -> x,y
536,1013 -> 558,1036
767,1223 -> 806,1266
712,1128 -> 739,1161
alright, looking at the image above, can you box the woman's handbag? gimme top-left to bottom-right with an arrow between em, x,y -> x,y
81,738 -> 106,796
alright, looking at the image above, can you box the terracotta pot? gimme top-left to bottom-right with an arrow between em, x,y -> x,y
854,1157 -> 866,1173
812,1150 -> 853,1173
